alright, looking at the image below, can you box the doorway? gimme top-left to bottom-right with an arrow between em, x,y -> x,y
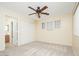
4,16 -> 18,48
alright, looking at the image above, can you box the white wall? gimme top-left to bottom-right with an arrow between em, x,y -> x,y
0,7 -> 35,50
73,5 -> 79,36
35,14 -> 73,46
0,15 -> 5,51
18,16 -> 35,46
73,5 -> 79,56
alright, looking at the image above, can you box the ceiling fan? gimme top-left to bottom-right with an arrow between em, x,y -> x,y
28,6 -> 49,18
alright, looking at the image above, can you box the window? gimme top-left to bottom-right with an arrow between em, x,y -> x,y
42,22 -> 45,29
55,20 -> 61,29
47,22 -> 53,30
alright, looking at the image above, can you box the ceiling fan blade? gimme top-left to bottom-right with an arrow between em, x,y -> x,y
41,12 -> 49,15
40,6 -> 48,12
29,13 -> 36,15
28,6 -> 36,11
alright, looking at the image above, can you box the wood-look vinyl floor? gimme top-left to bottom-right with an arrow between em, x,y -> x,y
0,41 -> 74,56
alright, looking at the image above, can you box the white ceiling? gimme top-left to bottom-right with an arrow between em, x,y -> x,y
0,2 -> 77,19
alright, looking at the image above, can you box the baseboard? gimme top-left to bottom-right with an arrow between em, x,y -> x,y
35,40 -> 72,47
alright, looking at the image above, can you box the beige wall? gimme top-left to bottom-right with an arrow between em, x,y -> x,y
35,14 -> 73,46
72,36 -> 79,55
72,5 -> 79,56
